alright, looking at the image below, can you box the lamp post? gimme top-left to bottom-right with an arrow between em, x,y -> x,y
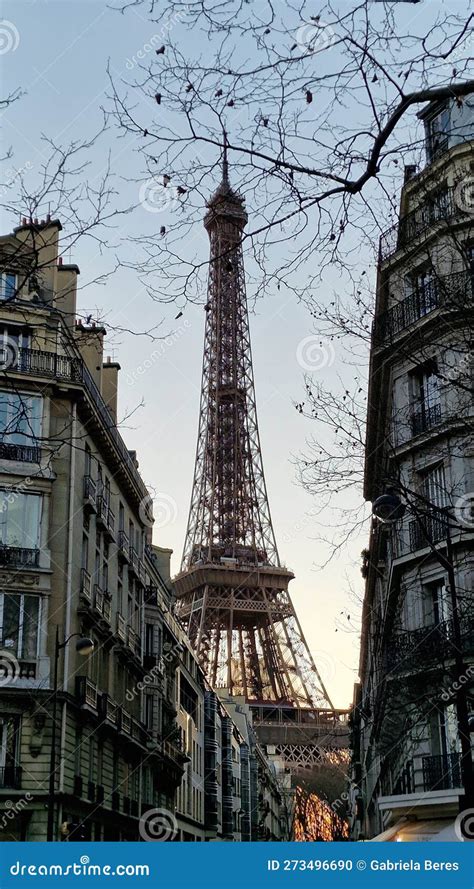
46,629 -> 94,842
372,490 -> 474,811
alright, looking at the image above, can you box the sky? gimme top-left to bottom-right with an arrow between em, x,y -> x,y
1,0 -> 455,708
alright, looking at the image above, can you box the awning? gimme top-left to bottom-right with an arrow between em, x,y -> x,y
368,818 -> 459,842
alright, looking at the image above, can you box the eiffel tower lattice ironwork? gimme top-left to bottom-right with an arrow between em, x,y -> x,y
174,152 -> 333,712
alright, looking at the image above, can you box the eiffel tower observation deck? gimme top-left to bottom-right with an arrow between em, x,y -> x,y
174,146 -> 349,765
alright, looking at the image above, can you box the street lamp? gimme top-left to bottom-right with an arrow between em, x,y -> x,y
372,489 -> 474,811
46,629 -> 94,842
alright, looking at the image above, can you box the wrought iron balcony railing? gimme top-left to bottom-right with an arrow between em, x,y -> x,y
0,442 -> 40,463
83,476 -> 98,510
409,509 -> 448,551
385,614 -> 474,673
76,676 -> 98,710
118,530 -> 130,561
374,270 -> 474,342
6,347 -> 148,501
0,766 -> 22,789
0,544 -> 40,568
422,753 -> 461,791
379,186 -> 460,263
97,497 -> 115,538
411,402 -> 442,437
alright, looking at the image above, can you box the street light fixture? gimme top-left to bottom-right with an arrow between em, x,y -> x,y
371,488 -> 474,811
46,630 -> 94,842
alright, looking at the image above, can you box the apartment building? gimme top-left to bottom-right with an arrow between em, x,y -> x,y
0,218 -> 185,841
352,97 -> 474,840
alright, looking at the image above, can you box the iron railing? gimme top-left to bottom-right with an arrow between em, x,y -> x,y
0,545 -> 40,568
385,614 -> 474,672
5,347 -> 148,500
374,270 -> 474,342
76,676 -> 98,710
0,442 -> 40,463
409,509 -> 448,550
0,766 -> 22,789
83,476 -> 97,509
118,530 -> 130,560
379,186 -> 459,262
97,497 -> 115,538
422,753 -> 461,791
411,402 -> 442,437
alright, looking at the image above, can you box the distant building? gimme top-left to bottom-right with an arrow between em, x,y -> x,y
352,97 -> 474,841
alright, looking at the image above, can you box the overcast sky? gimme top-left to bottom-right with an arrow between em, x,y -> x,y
2,0 -> 452,707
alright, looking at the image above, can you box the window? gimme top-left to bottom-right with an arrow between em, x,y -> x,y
422,462 -> 448,510
0,326 -> 30,371
0,592 -> 40,658
0,273 -> 17,301
426,105 -> 450,162
0,715 -> 20,771
411,362 -> 441,435
0,392 -> 42,448
0,490 -> 42,549
84,444 -> 92,477
405,268 -> 437,319
144,694 -> 153,729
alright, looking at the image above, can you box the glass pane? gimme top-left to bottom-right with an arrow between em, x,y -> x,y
0,492 -> 41,547
22,595 -> 39,657
2,594 -> 20,652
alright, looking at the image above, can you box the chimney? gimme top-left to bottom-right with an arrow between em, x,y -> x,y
101,356 -> 121,423
74,320 -> 106,390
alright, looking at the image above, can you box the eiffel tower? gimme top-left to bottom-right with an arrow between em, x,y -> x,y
174,148 -> 348,769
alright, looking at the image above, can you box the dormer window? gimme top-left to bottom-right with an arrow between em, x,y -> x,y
426,104 -> 450,163
0,273 -> 16,301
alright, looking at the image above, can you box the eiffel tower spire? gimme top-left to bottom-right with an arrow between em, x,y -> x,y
175,152 -> 333,709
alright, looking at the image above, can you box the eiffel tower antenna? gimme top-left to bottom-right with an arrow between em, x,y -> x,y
174,155 -> 333,712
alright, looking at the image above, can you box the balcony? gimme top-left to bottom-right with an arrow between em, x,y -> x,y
409,509 -> 448,551
423,753 -> 461,791
117,530 -> 130,562
411,402 -> 442,437
144,585 -> 159,606
374,270 -> 473,343
76,676 -> 99,710
4,347 -> 148,502
379,186 -> 460,263
97,497 -> 115,540
81,569 -> 92,602
0,442 -> 40,463
83,476 -> 98,511
385,614 -> 474,674
116,612 -> 127,643
99,693 -> 120,727
0,545 -> 40,569
0,766 -> 22,789
93,585 -> 112,624
129,547 -> 145,583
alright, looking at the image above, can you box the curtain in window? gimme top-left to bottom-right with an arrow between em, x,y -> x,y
0,593 -> 39,656
0,492 -> 42,547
